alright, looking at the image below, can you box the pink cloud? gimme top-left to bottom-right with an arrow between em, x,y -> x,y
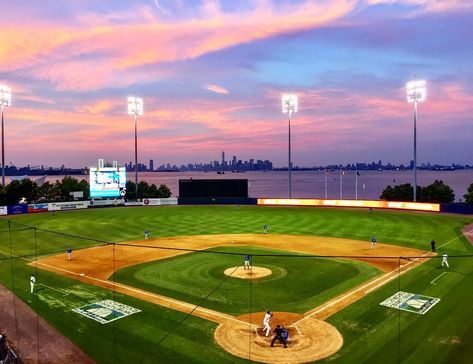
204,84 -> 229,94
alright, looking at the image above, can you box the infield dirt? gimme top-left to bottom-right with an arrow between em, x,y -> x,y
32,234 -> 430,363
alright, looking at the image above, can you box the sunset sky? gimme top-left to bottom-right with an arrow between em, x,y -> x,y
0,0 -> 472,168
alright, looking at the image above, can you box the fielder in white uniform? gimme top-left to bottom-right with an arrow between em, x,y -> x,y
441,252 -> 449,268
263,310 -> 273,337
30,274 -> 36,293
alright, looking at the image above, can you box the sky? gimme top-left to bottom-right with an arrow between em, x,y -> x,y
0,0 -> 472,168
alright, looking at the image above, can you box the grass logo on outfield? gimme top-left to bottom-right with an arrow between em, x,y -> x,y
380,291 -> 440,315
73,299 -> 141,324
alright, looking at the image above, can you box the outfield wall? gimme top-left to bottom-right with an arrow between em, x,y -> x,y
2,198 -> 473,215
257,198 -> 441,212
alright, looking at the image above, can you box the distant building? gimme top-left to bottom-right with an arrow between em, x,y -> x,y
149,159 -> 154,172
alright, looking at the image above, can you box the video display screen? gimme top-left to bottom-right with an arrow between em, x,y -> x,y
90,167 -> 127,198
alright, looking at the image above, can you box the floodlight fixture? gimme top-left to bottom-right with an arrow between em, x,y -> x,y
128,96 -> 143,116
0,85 -> 11,107
281,93 -> 298,198
406,80 -> 427,202
0,85 -> 11,186
406,80 -> 426,103
127,96 -> 143,198
282,94 -> 298,114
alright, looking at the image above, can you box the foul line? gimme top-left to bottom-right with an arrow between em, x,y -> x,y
293,326 -> 302,336
438,235 -> 463,249
430,272 -> 448,285
292,250 -> 434,326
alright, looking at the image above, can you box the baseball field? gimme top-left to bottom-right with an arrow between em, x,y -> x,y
0,205 -> 472,363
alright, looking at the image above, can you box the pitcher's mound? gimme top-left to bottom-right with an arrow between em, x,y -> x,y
214,312 -> 343,363
224,266 -> 272,279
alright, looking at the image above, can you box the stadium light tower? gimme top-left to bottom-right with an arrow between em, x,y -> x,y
0,85 -> 11,187
406,80 -> 426,202
282,94 -> 298,198
127,96 -> 143,198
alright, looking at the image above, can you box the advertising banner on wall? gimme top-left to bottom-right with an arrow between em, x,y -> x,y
48,201 -> 90,211
142,198 -> 178,206
7,205 -> 28,215
28,203 -> 49,213
0,206 -> 7,215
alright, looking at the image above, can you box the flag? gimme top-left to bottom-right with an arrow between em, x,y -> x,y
325,169 -> 330,176
357,171 -> 360,176
341,170 -> 346,176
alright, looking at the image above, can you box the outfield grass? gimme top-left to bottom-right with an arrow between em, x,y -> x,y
113,246 -> 381,316
0,206 -> 472,364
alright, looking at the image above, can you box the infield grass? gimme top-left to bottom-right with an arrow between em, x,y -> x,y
113,246 -> 381,316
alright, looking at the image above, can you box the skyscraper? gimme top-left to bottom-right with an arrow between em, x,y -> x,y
149,159 -> 154,172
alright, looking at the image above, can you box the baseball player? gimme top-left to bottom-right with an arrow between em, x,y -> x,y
441,252 -> 449,268
263,310 -> 273,337
244,255 -> 251,270
430,239 -> 436,252
271,325 -> 288,348
144,229 -> 150,239
67,247 -> 72,261
371,236 -> 377,249
263,224 -> 268,234
30,274 -> 36,293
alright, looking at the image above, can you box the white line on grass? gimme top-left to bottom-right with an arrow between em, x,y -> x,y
430,272 -> 448,285
37,283 -> 69,296
438,235 -> 463,249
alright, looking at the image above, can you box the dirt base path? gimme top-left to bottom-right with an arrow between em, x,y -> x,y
32,234 -> 429,363
0,283 -> 95,364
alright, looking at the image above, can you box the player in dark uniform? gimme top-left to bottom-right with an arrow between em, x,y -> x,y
430,239 -> 436,252
271,325 -> 288,348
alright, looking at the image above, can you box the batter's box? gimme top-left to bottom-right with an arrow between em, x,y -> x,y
73,299 -> 141,324
380,291 -> 440,315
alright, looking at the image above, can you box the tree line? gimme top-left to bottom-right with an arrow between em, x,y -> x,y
0,177 -> 172,205
380,180 -> 473,204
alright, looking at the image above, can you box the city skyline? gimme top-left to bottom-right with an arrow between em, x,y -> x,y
0,1 -> 472,168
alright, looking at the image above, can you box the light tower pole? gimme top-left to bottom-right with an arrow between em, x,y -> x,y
406,80 -> 426,202
0,85 -> 11,187
127,96 -> 143,199
282,94 -> 298,198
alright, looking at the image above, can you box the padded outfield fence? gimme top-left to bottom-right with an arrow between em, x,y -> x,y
0,216 -> 472,364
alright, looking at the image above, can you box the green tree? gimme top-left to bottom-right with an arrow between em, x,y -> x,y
4,178 -> 39,204
37,181 -> 62,202
55,176 -> 89,201
421,180 -> 455,203
464,183 -> 473,204
157,184 -> 172,198
380,183 -> 418,202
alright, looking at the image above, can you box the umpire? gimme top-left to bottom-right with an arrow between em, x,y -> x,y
271,325 -> 288,348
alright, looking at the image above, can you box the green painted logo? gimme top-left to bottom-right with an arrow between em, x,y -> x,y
73,300 -> 141,324
380,291 -> 440,314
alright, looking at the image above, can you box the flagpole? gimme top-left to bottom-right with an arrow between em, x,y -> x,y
339,169 -> 343,199
325,170 -> 328,199
355,166 -> 358,200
